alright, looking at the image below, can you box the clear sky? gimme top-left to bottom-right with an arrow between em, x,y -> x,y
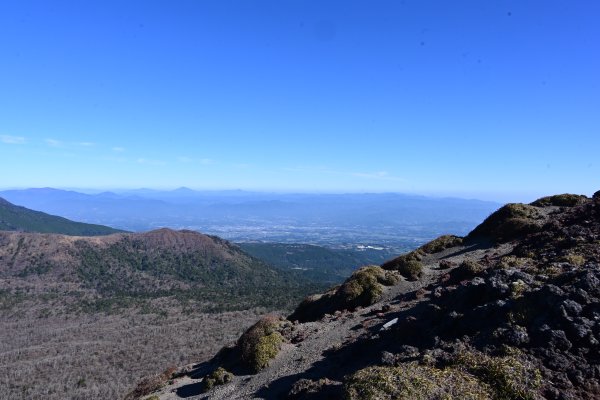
0,1 -> 598,202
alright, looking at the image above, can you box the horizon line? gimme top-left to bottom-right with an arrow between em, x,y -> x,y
1,185 -> 592,204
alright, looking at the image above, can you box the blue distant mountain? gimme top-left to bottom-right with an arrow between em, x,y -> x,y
0,188 -> 501,246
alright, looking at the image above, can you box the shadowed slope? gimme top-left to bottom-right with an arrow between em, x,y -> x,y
0,196 -> 123,236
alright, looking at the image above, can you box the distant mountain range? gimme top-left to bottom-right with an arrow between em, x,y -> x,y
0,196 -> 123,236
0,188 -> 501,247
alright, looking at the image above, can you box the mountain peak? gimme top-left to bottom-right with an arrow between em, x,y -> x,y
172,187 -> 196,194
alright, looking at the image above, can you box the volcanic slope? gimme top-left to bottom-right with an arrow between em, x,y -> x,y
139,191 -> 600,400
0,196 -> 123,236
0,228 -> 323,313
0,228 -> 324,400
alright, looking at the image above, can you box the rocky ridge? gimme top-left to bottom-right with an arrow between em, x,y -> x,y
132,191 -> 600,400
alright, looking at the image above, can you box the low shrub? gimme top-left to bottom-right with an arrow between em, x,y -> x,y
453,259 -> 483,279
531,194 -> 586,207
238,316 -> 286,372
289,266 -> 397,322
289,378 -> 340,399
382,252 -> 423,280
339,266 -> 390,306
496,255 -> 530,270
467,204 -> 542,243
510,280 -> 528,299
419,235 -> 463,254
124,366 -> 176,399
203,367 -> 233,392
344,364 -> 492,400
562,253 -> 585,267
380,270 -> 401,286
454,349 -> 542,400
400,260 -> 424,280
288,288 -> 338,323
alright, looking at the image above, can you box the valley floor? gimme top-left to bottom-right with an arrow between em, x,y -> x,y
0,306 -> 268,400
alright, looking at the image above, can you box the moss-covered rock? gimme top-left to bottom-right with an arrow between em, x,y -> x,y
238,316 -> 286,372
344,364 -> 492,400
466,204 -> 543,243
531,194 -> 587,207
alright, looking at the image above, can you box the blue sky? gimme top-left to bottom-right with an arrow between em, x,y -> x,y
0,1 -> 598,202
